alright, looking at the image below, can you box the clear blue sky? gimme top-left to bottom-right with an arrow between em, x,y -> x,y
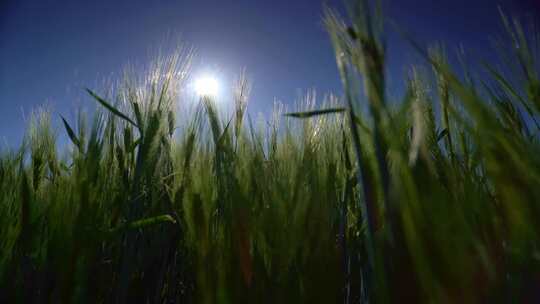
1,0 -> 538,146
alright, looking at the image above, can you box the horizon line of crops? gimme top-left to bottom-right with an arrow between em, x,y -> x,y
2,0 -> 540,303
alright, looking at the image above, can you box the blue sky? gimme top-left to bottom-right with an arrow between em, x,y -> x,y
1,0 -> 538,146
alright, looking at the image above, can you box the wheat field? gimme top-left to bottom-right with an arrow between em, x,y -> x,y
1,1 -> 540,303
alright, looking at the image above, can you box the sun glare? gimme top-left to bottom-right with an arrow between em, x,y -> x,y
195,76 -> 219,97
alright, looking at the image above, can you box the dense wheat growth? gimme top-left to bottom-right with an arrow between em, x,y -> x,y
1,1 -> 540,303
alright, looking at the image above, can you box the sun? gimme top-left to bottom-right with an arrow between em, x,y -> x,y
195,76 -> 219,97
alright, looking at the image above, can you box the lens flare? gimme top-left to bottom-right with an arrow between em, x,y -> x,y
195,76 -> 219,97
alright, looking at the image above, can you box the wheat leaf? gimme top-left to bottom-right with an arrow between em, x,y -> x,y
60,115 -> 81,150
284,107 -> 346,118
86,88 -> 138,128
